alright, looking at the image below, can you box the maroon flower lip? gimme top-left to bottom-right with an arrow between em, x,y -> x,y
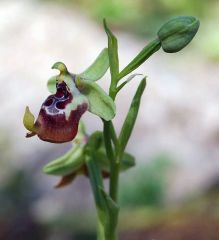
26,82 -> 88,143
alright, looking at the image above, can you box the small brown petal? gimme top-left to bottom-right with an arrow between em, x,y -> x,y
55,172 -> 77,188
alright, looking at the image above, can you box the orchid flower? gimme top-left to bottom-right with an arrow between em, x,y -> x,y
23,49 -> 116,143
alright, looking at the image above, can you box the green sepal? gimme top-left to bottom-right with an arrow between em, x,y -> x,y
42,145 -> 84,176
119,78 -> 146,155
48,49 -> 109,93
76,77 -> 116,121
23,106 -> 35,132
79,48 -> 109,82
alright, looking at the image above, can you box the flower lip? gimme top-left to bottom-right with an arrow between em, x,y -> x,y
25,81 -> 88,143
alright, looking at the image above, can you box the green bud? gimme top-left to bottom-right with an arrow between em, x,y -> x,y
157,16 -> 200,53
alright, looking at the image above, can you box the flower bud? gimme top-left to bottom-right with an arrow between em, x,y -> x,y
157,16 -> 200,53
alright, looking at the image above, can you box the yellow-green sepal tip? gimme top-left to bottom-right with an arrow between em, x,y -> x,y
23,106 -> 35,132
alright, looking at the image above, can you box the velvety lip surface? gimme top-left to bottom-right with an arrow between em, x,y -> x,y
30,82 -> 88,143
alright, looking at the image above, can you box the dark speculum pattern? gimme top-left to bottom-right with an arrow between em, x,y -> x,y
42,82 -> 73,114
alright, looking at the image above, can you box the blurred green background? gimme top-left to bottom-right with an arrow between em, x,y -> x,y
0,0 -> 219,239
45,0 -> 219,60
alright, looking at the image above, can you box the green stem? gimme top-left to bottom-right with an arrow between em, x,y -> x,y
97,217 -> 105,240
103,120 -> 115,168
117,38 -> 161,81
86,155 -> 105,240
103,121 -> 118,200
109,121 -> 119,150
110,154 -> 120,202
103,120 -> 120,240
109,87 -> 117,101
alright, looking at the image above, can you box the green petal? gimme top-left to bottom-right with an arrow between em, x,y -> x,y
47,76 -> 56,93
79,48 -> 109,82
23,106 -> 35,132
47,62 -> 76,93
43,146 -> 84,176
76,77 -> 116,121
